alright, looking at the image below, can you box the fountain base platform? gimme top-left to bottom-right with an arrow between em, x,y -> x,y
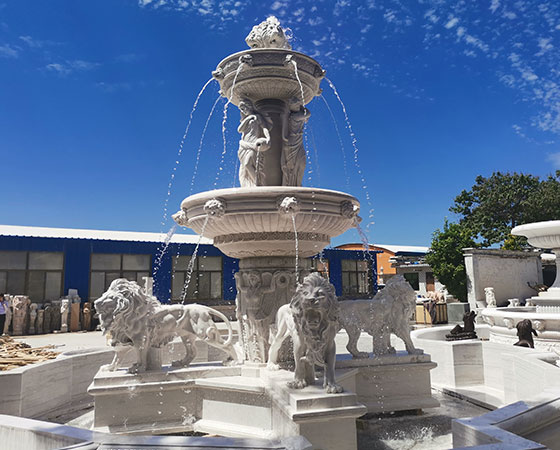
88,353 -> 438,449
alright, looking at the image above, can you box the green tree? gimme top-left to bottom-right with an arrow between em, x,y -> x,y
425,221 -> 478,302
450,172 -> 541,246
428,171 -> 560,299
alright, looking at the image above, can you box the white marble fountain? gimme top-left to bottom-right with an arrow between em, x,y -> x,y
481,220 -> 560,348
88,17 -> 437,450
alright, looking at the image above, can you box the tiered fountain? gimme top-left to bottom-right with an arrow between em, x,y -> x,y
481,220 -> 560,347
172,16 -> 360,364
88,18 -> 437,450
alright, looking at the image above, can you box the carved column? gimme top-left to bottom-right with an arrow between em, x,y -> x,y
253,99 -> 289,186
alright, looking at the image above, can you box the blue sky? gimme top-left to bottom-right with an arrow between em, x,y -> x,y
1,0 -> 559,247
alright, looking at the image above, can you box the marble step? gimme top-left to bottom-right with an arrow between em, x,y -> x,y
195,375 -> 266,393
194,419 -> 276,439
265,370 -> 362,412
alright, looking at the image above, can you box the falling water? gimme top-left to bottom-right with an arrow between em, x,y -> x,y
215,61 -> 245,187
320,95 -> 349,190
290,59 -> 306,108
189,95 -> 223,195
291,213 -> 299,286
354,218 -> 376,273
153,224 -> 178,276
325,78 -> 374,232
181,215 -> 210,304
308,123 -> 321,185
161,78 -> 216,229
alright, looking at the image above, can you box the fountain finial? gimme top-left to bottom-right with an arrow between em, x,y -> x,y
246,16 -> 292,50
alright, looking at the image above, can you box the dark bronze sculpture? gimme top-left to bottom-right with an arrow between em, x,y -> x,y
446,310 -> 477,341
514,319 -> 538,348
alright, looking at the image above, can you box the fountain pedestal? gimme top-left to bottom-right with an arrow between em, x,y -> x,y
89,363 -> 366,450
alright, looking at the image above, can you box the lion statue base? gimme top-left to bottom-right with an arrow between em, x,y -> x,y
338,275 -> 423,359
94,279 -> 240,373
268,272 -> 342,394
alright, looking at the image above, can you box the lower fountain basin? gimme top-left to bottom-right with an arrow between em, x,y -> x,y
175,187 -> 360,259
480,306 -> 560,349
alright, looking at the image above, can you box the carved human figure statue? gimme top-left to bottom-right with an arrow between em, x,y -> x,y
484,287 -> 497,308
281,100 -> 310,187
29,304 -> 38,334
60,299 -> 70,333
36,309 -> 44,334
235,270 -> 293,362
237,99 -> 273,187
2,295 -> 12,335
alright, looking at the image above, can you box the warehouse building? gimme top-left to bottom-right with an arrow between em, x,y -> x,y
0,225 -> 377,304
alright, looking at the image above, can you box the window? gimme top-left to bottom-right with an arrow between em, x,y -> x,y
341,259 -> 372,296
403,272 -> 420,291
89,253 -> 151,300
310,258 -> 329,279
172,255 -> 222,303
0,251 -> 64,301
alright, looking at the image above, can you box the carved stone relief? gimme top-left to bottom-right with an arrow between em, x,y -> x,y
235,268 -> 296,362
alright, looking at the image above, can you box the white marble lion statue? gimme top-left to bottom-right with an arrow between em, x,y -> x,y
94,279 -> 239,373
268,272 -> 342,393
338,275 -> 422,358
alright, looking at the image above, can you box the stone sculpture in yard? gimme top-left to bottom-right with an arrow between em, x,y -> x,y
484,287 -> 497,307
11,296 -> 30,336
338,275 -> 422,358
446,310 -> 478,341
2,295 -> 12,335
94,278 -> 239,373
36,309 -> 44,334
81,302 -> 93,331
29,303 -> 38,334
60,299 -> 70,333
268,272 -> 342,393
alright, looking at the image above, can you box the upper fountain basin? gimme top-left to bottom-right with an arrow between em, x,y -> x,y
512,220 -> 560,249
212,49 -> 325,106
175,187 -> 360,259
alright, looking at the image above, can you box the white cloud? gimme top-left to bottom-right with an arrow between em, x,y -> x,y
0,43 -> 18,58
45,59 -> 99,76
19,35 -> 43,48
537,37 -> 553,56
490,0 -> 500,14
444,17 -> 458,29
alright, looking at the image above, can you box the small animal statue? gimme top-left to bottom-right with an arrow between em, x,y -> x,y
514,319 -> 538,348
527,282 -> 548,293
484,287 -> 497,308
268,272 -> 342,393
338,275 -> 422,358
446,311 -> 477,341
